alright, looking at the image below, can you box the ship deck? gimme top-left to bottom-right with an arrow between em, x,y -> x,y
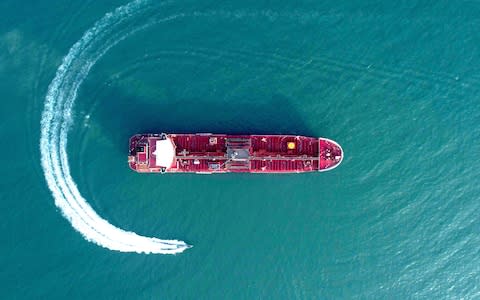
129,133 -> 342,173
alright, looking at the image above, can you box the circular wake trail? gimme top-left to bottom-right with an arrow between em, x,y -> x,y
40,0 -> 190,254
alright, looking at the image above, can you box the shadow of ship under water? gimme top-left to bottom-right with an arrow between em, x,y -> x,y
95,91 -> 326,154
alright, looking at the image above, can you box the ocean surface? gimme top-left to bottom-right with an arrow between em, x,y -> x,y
1,0 -> 479,298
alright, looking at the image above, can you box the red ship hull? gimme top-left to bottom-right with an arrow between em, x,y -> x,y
128,133 -> 343,173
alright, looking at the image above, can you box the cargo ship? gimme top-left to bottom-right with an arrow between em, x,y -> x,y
128,133 -> 343,174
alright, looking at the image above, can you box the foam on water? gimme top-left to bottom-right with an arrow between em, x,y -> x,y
40,0 -> 190,254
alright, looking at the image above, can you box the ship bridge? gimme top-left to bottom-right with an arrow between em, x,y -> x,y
152,137 -> 176,168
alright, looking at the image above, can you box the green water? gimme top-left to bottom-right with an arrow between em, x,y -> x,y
1,0 -> 479,298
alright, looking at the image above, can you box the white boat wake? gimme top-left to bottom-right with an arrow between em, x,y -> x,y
40,0 -> 190,254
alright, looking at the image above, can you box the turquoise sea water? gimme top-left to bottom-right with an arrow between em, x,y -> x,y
1,0 -> 480,298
